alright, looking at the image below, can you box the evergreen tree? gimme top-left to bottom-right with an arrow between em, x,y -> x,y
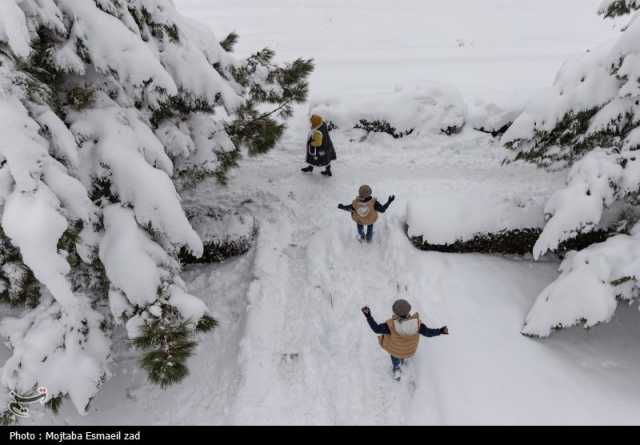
0,0 -> 312,420
503,1 -> 640,336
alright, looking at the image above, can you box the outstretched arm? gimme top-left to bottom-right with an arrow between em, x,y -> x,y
338,203 -> 354,212
375,195 -> 396,213
420,323 -> 448,337
362,307 -> 390,335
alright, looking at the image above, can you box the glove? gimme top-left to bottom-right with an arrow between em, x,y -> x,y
361,306 -> 371,316
388,195 -> 396,203
441,326 -> 449,335
338,204 -> 345,210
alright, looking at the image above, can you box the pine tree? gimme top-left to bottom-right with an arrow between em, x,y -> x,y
503,2 -> 640,336
0,0 -> 312,419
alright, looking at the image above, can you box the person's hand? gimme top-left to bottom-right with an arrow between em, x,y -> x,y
361,306 -> 371,316
388,195 -> 396,203
338,204 -> 346,210
441,326 -> 449,335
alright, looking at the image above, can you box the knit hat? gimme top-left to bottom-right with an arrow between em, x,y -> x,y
310,114 -> 323,128
392,299 -> 411,318
358,185 -> 372,199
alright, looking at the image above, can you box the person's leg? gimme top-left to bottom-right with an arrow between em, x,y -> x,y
390,356 -> 401,371
357,224 -> 365,239
321,163 -> 332,176
366,224 -> 374,242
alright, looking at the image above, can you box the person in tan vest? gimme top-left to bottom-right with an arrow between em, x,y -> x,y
361,299 -> 448,381
338,185 -> 395,242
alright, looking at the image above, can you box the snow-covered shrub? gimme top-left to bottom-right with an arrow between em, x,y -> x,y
0,0 -> 311,420
179,205 -> 257,265
406,193 -> 546,254
310,83 -> 467,138
468,100 -> 520,138
406,190 -> 614,255
504,2 -> 640,336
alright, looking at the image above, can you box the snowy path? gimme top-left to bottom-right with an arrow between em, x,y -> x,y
193,125 -> 640,425
23,125 -> 640,425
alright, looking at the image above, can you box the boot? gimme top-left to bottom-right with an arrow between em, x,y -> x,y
301,165 -> 313,173
393,367 -> 402,382
321,165 -> 332,177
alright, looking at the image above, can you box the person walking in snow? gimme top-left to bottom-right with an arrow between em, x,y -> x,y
361,300 -> 448,381
301,114 -> 336,177
338,185 -> 395,242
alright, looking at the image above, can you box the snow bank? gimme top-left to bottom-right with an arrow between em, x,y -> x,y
310,83 -> 467,137
406,191 -> 545,246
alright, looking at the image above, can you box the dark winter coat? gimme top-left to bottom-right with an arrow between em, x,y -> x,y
306,122 -> 336,167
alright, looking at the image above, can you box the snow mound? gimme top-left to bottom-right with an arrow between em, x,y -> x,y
180,205 -> 257,263
467,99 -> 521,135
188,207 -> 256,244
406,191 -> 545,245
310,83 -> 467,137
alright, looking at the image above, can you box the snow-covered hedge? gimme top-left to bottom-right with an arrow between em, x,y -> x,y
405,191 -> 615,255
0,0 -> 310,419
467,100 -> 520,137
310,83 -> 467,138
406,192 -> 546,254
505,2 -> 640,336
179,206 -> 257,264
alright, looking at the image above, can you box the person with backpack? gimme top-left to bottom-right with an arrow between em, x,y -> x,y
361,300 -> 448,381
301,114 -> 336,177
338,185 -> 395,242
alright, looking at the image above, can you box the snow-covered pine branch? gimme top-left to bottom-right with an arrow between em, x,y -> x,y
0,0 -> 311,421
504,3 -> 640,336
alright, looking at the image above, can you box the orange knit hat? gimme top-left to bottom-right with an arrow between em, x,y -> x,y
310,114 -> 323,128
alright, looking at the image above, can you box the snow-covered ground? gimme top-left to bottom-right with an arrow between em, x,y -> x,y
176,0 -> 623,107
20,122 -> 640,425
10,0 -> 640,425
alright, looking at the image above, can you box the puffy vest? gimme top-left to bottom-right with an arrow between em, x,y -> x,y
378,313 -> 421,359
351,198 -> 378,225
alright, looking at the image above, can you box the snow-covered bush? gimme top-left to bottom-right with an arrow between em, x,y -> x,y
310,83 -> 467,138
179,205 -> 257,265
406,192 -> 546,255
0,0 -> 311,420
467,100 -> 520,138
505,1 -> 640,336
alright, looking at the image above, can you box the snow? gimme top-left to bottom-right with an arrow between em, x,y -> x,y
523,233 -> 640,337
407,190 -> 545,245
69,100 -> 203,257
0,297 -> 110,415
99,205 -> 169,308
0,0 -> 31,59
2,0 -> 640,427
2,189 -> 75,315
310,83 -> 466,136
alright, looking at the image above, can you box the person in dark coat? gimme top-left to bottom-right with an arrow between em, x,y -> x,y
338,185 -> 395,242
301,114 -> 336,177
362,300 -> 448,381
